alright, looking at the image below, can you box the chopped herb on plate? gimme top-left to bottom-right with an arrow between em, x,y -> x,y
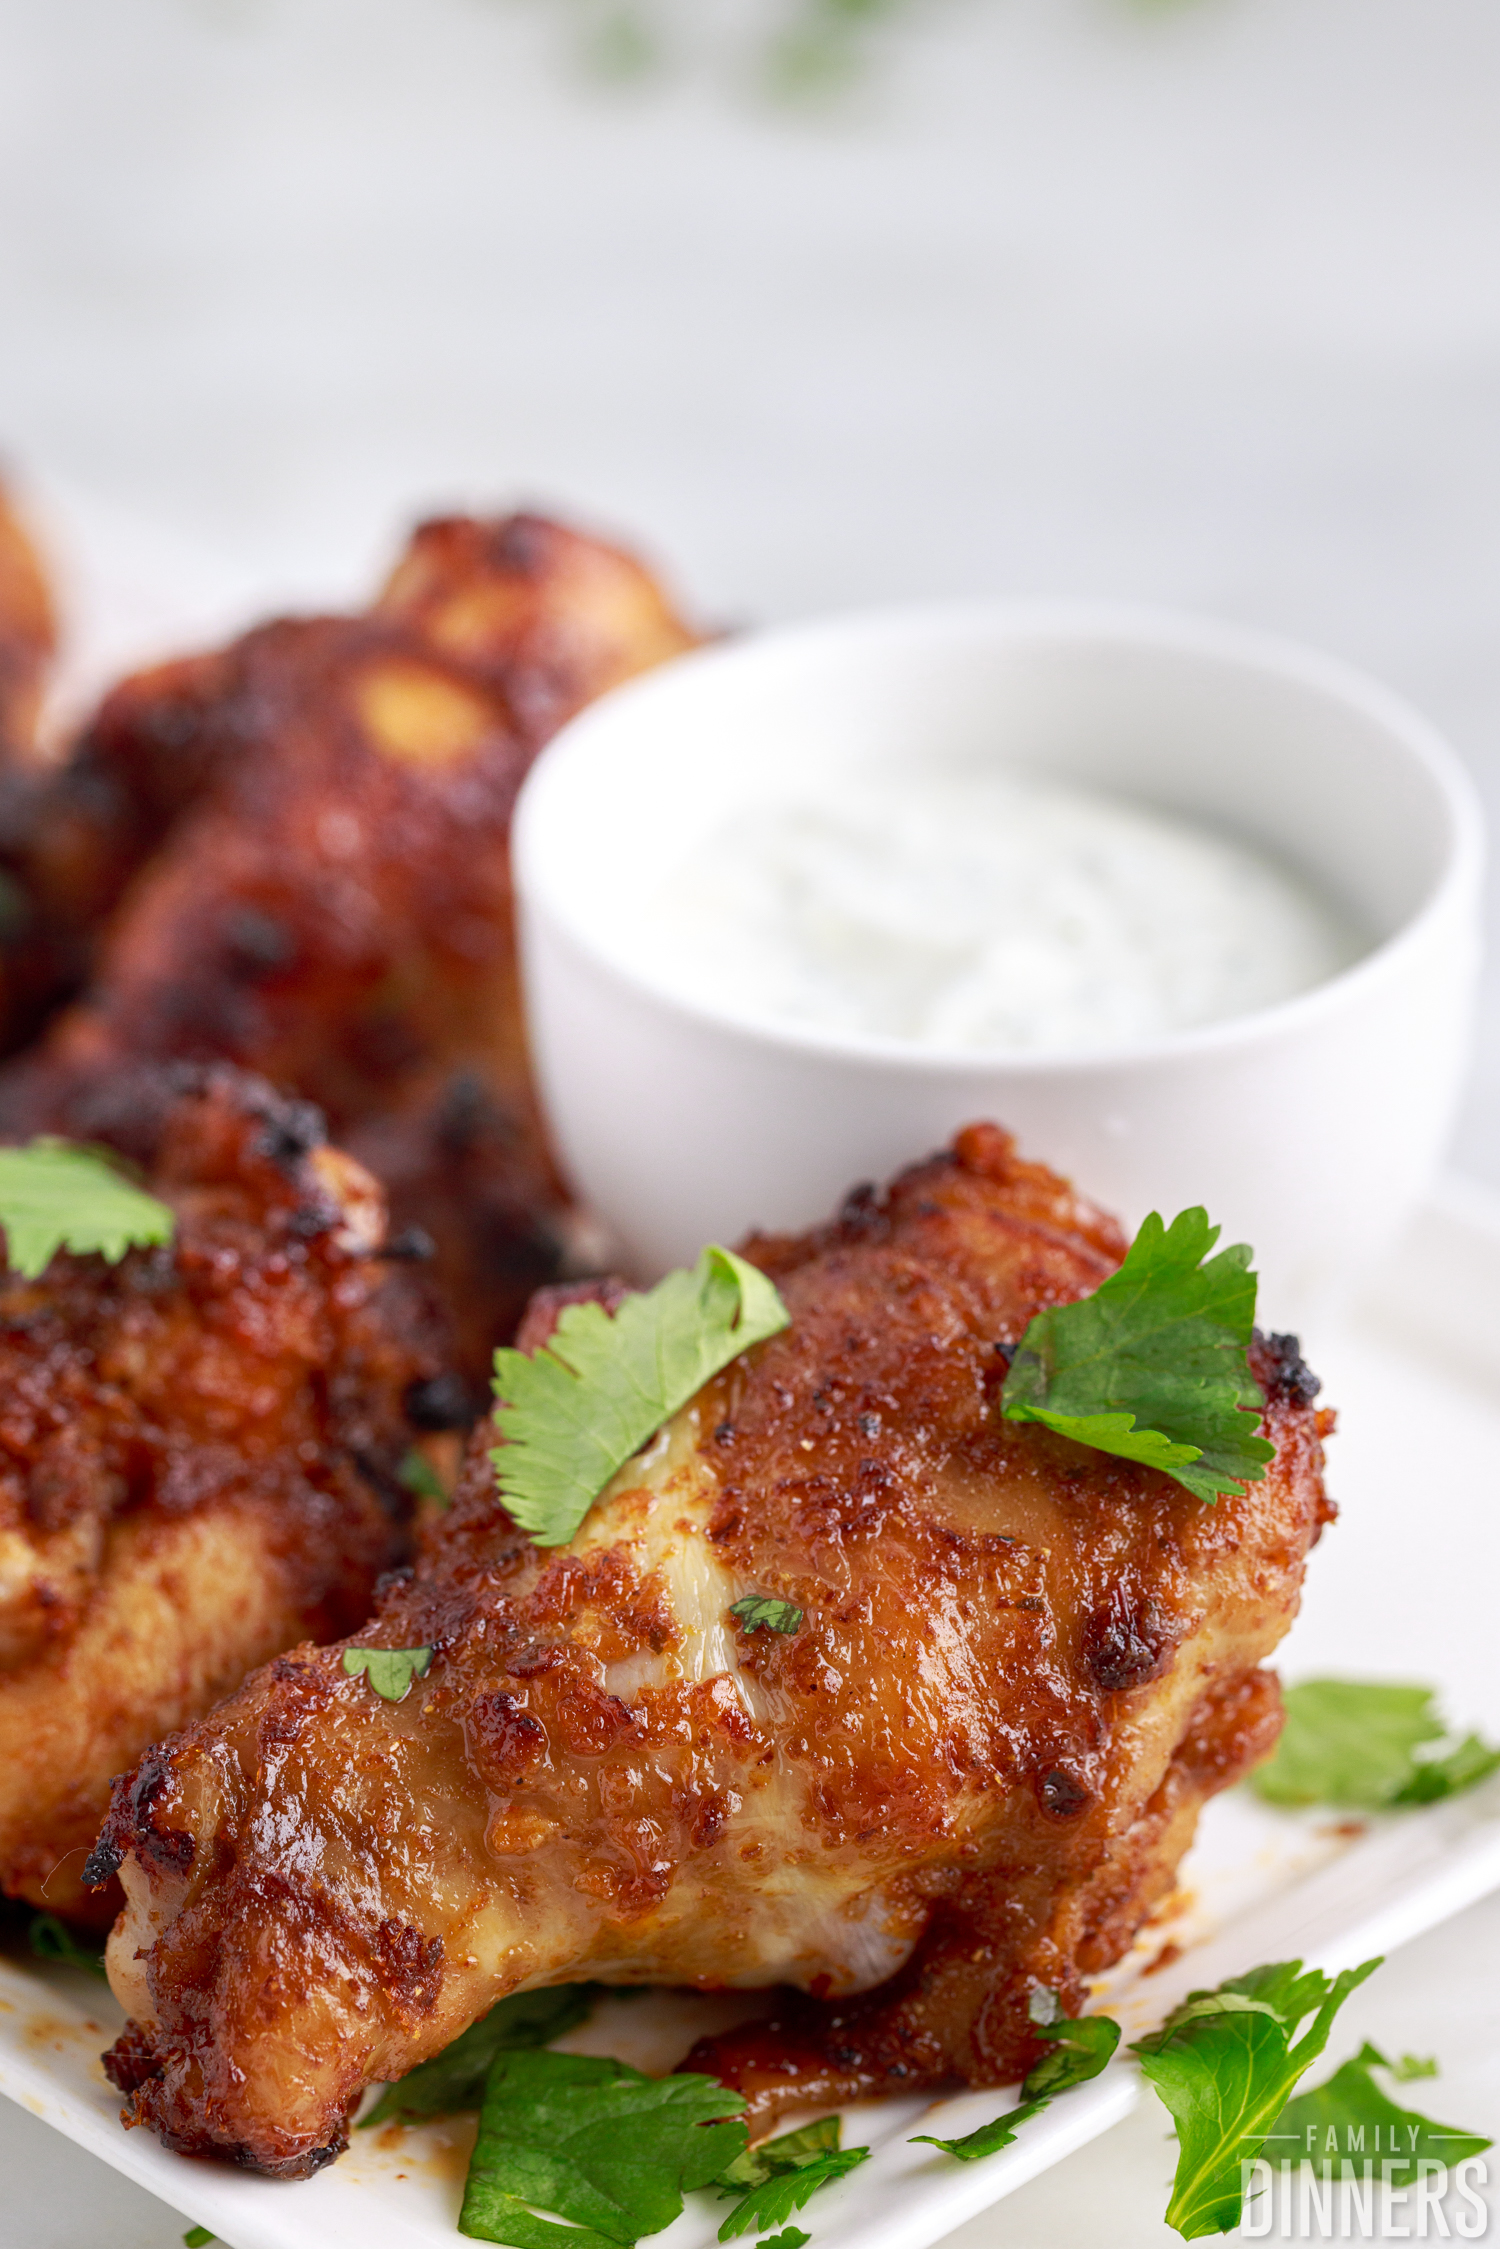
27,1911 -> 109,1981
1130,1956 -> 1381,2238
362,1986 -> 601,2126
458,2050 -> 747,2246
1251,1679 -> 1500,1810
913,1997 -> 1120,2161
1272,2040 -> 1490,2182
714,2116 -> 869,2241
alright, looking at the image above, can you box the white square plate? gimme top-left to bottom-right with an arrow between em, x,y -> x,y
4,1182 -> 1500,2249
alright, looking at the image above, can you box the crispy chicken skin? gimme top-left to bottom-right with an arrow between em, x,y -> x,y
96,1125 -> 1332,2175
0,514 -> 699,1382
0,1065 -> 443,1924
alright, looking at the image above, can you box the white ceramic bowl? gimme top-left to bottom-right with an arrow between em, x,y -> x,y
515,604 -> 1484,1326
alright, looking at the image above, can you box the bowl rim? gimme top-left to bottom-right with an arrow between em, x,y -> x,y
515,598 -> 1486,1079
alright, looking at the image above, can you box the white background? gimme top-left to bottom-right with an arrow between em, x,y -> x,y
2,1 -> 1499,2240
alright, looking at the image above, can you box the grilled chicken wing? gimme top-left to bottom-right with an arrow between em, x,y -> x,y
0,514 -> 699,1385
96,1124 -> 1332,2173
0,1065 -> 443,1924
0,482 -> 54,758
0,483 -> 68,1055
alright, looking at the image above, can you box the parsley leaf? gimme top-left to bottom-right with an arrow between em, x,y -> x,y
0,1139 -> 174,1280
1272,2041 -> 1490,2181
1250,1679 -> 1500,1810
1393,1730 -> 1500,1805
1000,1208 -> 1274,1505
27,1911 -> 109,1981
717,2148 -> 871,2240
458,2051 -> 747,2246
342,1645 -> 433,1702
362,1986 -> 601,2126
757,2233 -> 810,2249
912,2008 -> 1120,2160
492,1247 -> 790,1548
728,1595 -> 803,1636
714,2117 -> 868,2239
1130,1956 -> 1381,2237
716,2115 -> 842,2192
398,1446 -> 449,1505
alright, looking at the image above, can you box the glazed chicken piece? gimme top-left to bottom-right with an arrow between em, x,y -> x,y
0,481 -> 55,758
0,1064 -> 444,1925
95,1123 -> 1333,2175
0,514 -> 699,1386
0,483 -> 69,1056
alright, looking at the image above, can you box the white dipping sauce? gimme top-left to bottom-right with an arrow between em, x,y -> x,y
635,771 -> 1363,1056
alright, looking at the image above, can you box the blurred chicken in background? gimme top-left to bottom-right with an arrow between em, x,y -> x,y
0,508 -> 700,1400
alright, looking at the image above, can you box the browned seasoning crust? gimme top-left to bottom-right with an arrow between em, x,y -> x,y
0,1064 -> 444,1923
95,1123 -> 1333,2175
0,513 -> 700,1388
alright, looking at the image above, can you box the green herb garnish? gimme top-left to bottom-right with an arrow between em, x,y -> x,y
363,1986 -> 601,2126
342,1644 -> 433,1702
491,1247 -> 790,1549
27,1912 -> 109,1981
717,2147 -> 870,2240
182,2231 -> 215,2248
0,1139 -> 174,1279
1000,1207 -> 1274,1505
1130,1956 -> 1381,2238
913,2000 -> 1120,2160
458,2050 -> 747,2246
1271,2041 -> 1490,2182
1251,1680 -> 1500,1811
714,2117 -> 869,2240
756,2233 -> 810,2249
398,1446 -> 449,1505
728,1595 -> 803,1636
716,2115 -> 842,2193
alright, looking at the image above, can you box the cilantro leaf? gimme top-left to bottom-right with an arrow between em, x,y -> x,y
398,1447 -> 449,1505
1000,1208 -> 1274,1505
1393,1730 -> 1500,1805
757,2233 -> 810,2249
717,2148 -> 871,2240
342,1645 -> 433,1702
0,1139 -> 174,1280
27,1911 -> 109,1981
913,2094 -> 1050,2163
458,2051 -> 747,2246
1272,2041 -> 1490,2181
728,1595 -> 803,1636
716,2115 -> 842,2192
912,2009 -> 1121,2160
1130,1955 -> 1381,2237
1250,1679 -> 1500,1810
1020,2012 -> 1122,2100
492,1247 -> 790,1549
362,1986 -> 601,2126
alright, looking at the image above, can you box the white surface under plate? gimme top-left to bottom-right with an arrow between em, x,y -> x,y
3,1181 -> 1499,2249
